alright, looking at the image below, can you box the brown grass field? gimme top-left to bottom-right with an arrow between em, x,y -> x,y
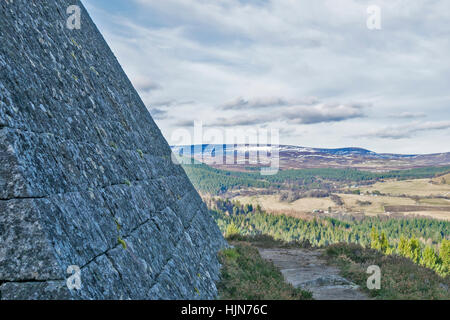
385,205 -> 450,212
359,178 -> 450,197
433,173 -> 450,185
233,194 -> 335,213
232,191 -> 450,221
223,173 -> 450,221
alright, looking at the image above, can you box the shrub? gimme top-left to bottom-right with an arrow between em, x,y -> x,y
217,244 -> 312,300
325,243 -> 450,300
225,223 -> 240,238
440,239 -> 450,275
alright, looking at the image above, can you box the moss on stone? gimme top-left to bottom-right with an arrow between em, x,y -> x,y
118,237 -> 127,249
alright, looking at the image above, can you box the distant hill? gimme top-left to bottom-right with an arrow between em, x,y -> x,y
171,144 -> 450,172
433,173 -> 450,185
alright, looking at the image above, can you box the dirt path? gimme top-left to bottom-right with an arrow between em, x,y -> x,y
258,248 -> 370,300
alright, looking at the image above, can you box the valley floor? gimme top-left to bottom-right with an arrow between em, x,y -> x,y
231,186 -> 450,221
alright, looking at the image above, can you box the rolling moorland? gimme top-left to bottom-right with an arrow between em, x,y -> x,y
173,145 -> 450,299
178,152 -> 450,221
172,144 -> 450,171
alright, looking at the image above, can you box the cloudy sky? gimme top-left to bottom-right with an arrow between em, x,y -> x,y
82,0 -> 450,154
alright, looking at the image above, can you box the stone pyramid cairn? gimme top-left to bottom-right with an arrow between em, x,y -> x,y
0,0 -> 225,299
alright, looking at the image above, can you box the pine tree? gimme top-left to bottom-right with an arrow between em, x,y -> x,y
440,239 -> 450,274
225,222 -> 240,238
370,229 -> 390,254
408,237 -> 422,264
385,246 -> 394,255
370,227 -> 379,250
420,246 -> 439,269
379,232 -> 389,253
398,236 -> 409,256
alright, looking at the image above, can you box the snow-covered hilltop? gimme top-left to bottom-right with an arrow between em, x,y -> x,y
171,144 -> 450,171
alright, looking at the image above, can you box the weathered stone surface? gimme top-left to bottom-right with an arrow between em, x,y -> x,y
258,248 -> 370,300
0,0 -> 226,300
0,281 -> 72,300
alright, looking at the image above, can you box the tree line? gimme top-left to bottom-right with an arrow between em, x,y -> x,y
210,198 -> 450,277
182,161 -> 450,195
370,228 -> 449,276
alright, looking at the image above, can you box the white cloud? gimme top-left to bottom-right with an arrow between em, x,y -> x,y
82,0 -> 450,153
283,103 -> 367,124
131,76 -> 161,93
360,121 -> 450,139
388,112 -> 427,119
221,97 -> 318,110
